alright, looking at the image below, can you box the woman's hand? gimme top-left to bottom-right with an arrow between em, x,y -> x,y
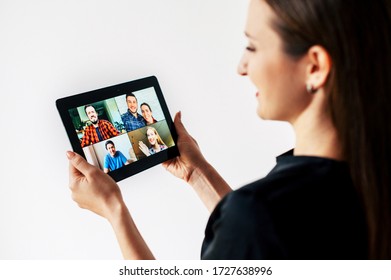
67,151 -> 155,259
162,111 -> 208,182
164,111 -> 232,212
67,151 -> 124,221
138,141 -> 150,156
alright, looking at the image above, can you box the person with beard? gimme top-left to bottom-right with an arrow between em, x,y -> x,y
80,104 -> 119,148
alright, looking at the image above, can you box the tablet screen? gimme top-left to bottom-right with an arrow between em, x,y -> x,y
56,76 -> 179,182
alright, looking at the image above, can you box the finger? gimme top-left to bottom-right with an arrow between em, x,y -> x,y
69,159 -> 82,184
190,135 -> 199,147
67,151 -> 94,178
67,151 -> 82,183
162,158 -> 174,169
174,111 -> 190,137
173,112 -> 199,146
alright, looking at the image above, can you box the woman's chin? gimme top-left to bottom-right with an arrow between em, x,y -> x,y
257,108 -> 266,120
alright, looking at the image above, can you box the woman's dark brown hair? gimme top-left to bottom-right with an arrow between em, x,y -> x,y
264,0 -> 391,259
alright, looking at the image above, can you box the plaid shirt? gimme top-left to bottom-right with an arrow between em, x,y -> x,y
122,111 -> 146,132
80,119 -> 119,147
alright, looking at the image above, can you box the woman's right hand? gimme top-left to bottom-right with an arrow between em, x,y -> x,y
139,141 -> 150,156
162,111 -> 207,182
164,111 -> 232,212
67,151 -> 124,221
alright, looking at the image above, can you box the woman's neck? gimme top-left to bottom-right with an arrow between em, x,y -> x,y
153,143 -> 160,151
291,94 -> 343,160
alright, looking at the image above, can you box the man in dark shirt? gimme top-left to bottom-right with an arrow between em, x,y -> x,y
121,93 -> 146,132
80,105 -> 119,148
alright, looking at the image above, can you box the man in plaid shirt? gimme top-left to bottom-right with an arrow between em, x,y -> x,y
80,105 -> 120,148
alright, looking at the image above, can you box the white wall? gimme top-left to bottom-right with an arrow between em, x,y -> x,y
0,0 -> 294,259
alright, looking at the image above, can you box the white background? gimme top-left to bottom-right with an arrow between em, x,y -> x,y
0,0 -> 294,259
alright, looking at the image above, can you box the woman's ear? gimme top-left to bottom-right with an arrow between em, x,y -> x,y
305,45 -> 332,93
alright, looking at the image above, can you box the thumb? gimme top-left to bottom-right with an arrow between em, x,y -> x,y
67,151 -> 94,178
173,111 -> 189,137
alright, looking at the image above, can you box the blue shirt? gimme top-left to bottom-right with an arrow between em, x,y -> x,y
104,151 -> 128,171
121,110 -> 145,132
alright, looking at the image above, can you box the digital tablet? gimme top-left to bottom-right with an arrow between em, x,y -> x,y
56,76 -> 179,182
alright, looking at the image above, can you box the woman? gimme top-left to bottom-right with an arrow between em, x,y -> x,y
140,102 -> 157,125
138,127 -> 168,156
67,0 -> 391,259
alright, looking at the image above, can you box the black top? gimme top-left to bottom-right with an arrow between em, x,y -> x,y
201,150 -> 368,259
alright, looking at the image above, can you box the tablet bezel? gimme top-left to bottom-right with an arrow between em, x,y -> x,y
56,76 -> 179,182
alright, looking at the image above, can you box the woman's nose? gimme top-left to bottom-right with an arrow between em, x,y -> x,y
237,54 -> 248,76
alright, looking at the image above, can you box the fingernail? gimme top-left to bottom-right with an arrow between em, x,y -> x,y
66,151 -> 75,159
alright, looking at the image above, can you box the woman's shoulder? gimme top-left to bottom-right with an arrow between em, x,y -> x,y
240,153 -> 354,200
201,154 -> 367,259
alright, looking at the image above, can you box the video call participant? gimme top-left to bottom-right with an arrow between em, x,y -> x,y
139,127 -> 167,156
103,140 -> 130,173
140,103 -> 157,125
122,93 -> 146,132
80,105 -> 119,148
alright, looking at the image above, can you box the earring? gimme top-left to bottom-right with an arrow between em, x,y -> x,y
306,83 -> 317,94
